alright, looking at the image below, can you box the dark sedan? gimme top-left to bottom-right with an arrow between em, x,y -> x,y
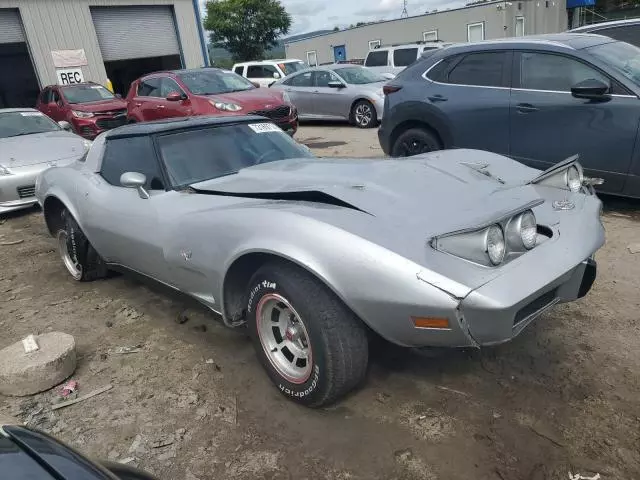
378,33 -> 640,198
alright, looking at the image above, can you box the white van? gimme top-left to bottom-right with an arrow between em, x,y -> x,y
364,42 -> 452,76
232,59 -> 307,87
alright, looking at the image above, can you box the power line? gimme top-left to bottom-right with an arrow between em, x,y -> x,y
401,0 -> 408,18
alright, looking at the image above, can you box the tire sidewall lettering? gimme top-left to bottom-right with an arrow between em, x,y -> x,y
278,364 -> 320,398
246,279 -> 277,314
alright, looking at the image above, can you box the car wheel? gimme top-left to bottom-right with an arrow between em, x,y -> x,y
56,209 -> 108,282
350,100 -> 377,129
391,127 -> 442,157
246,261 -> 368,407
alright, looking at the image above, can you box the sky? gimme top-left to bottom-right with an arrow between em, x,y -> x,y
200,0 -> 467,37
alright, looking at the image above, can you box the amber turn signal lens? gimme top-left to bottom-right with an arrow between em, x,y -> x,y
412,317 -> 450,329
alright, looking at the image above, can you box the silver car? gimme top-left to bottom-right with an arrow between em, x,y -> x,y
0,108 -> 89,214
36,116 -> 604,407
271,65 -> 387,128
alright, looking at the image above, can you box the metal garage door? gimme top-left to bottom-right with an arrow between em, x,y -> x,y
91,6 -> 180,61
0,9 -> 25,43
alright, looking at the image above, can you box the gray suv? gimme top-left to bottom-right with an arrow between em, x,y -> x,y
378,33 -> 640,197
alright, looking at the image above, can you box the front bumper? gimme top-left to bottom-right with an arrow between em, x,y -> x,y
71,114 -> 127,139
0,170 -> 40,214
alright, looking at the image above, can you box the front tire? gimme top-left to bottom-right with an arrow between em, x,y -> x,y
350,100 -> 377,129
391,127 -> 442,157
56,209 -> 108,282
246,262 -> 369,407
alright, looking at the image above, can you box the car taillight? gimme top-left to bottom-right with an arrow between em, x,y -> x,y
383,85 -> 402,95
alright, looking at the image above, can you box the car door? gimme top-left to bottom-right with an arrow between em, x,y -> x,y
424,50 -> 512,156
312,70 -> 350,118
157,77 -> 191,119
81,135 -> 172,281
246,65 -> 280,88
509,50 -> 638,193
132,78 -> 163,122
47,89 -> 65,122
364,49 -> 390,75
280,71 -> 315,116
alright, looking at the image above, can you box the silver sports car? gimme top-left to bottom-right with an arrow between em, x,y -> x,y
270,65 -> 387,128
0,108 -> 89,214
36,116 -> 604,407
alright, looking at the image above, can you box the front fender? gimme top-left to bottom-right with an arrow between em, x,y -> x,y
36,168 -> 83,235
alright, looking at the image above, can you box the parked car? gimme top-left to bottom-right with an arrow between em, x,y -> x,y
36,115 -> 603,407
271,64 -> 388,128
1,421 -> 157,479
232,59 -> 307,87
379,33 -> 640,198
364,41 -> 453,76
126,68 -> 298,136
570,18 -> 640,47
36,82 -> 128,139
0,108 -> 89,214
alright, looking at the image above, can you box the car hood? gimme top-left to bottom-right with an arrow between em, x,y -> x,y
0,131 -> 87,167
69,98 -> 127,113
203,88 -> 286,109
191,149 -> 542,239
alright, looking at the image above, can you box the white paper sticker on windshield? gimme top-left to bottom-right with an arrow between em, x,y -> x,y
90,85 -> 102,89
20,112 -> 43,117
248,123 -> 280,134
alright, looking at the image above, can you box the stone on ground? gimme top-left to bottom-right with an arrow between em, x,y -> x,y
0,332 -> 76,396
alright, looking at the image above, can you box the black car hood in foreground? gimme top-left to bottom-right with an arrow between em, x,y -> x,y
190,149 -> 542,238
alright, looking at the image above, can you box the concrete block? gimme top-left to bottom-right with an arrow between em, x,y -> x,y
0,332 -> 76,397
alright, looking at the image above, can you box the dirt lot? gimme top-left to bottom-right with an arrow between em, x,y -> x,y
1,123 -> 639,480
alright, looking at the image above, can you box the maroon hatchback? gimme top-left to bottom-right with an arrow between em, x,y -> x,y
36,82 -> 128,139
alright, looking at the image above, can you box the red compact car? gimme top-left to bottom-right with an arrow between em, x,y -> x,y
36,82 -> 128,139
126,68 -> 298,135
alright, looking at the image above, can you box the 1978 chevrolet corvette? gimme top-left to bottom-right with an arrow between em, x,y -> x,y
36,116 -> 604,406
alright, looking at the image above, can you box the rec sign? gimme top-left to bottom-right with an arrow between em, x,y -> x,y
56,68 -> 85,85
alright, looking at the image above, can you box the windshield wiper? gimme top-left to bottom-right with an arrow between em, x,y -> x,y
4,132 -> 34,138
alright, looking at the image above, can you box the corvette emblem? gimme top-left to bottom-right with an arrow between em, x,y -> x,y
180,250 -> 192,261
553,200 -> 575,211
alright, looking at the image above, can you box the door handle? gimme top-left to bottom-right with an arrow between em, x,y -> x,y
516,103 -> 538,113
428,94 -> 447,103
156,105 -> 165,109
134,103 -> 142,107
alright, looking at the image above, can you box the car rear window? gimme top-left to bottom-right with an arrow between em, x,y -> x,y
447,52 -> 507,87
365,50 -> 388,67
393,48 -> 419,67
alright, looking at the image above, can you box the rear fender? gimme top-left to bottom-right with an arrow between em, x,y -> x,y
388,100 -> 453,147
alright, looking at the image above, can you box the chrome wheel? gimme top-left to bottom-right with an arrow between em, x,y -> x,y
354,103 -> 373,127
57,230 -> 82,281
256,293 -> 312,384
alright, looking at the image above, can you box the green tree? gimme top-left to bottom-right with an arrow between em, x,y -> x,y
204,0 -> 291,62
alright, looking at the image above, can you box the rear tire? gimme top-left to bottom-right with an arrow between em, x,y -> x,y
391,127 -> 442,157
56,209 -> 108,282
350,100 -> 377,129
246,261 -> 368,407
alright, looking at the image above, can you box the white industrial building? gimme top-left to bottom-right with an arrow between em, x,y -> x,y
0,0 -> 208,107
285,0 -> 570,65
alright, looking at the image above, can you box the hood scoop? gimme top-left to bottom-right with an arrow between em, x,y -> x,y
190,187 -> 370,214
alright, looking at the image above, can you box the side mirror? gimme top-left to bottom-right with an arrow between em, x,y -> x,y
166,91 -> 183,102
327,81 -> 346,89
251,81 -> 261,88
571,79 -> 610,100
120,171 -> 149,199
58,121 -> 72,132
115,93 -> 122,99
273,72 -> 281,79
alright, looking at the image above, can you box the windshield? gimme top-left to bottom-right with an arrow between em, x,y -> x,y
157,122 -> 314,187
62,84 -> 114,104
279,61 -> 306,75
178,70 -> 255,95
334,66 -> 387,84
587,41 -> 640,85
0,111 -> 60,138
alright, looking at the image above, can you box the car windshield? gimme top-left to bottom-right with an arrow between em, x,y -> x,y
587,41 -> 640,85
62,84 -> 114,104
157,122 -> 314,187
177,70 -> 255,95
334,66 -> 386,84
279,61 -> 306,75
0,111 -> 60,138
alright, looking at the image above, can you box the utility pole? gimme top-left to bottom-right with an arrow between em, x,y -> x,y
401,0 -> 408,18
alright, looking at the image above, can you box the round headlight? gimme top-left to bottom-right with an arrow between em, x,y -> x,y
566,165 -> 582,193
520,210 -> 537,250
486,225 -> 505,266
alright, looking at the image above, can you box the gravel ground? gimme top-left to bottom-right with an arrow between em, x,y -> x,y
0,122 -> 639,480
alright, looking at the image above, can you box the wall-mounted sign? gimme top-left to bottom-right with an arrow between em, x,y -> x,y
51,49 -> 88,68
56,68 -> 85,85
